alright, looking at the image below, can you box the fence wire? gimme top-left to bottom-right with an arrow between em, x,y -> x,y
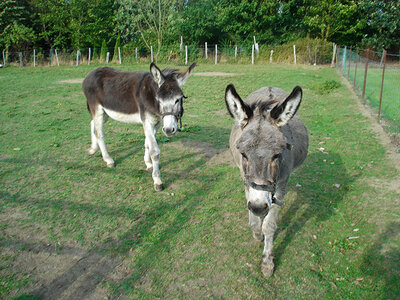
1,42 -> 333,67
337,46 -> 400,145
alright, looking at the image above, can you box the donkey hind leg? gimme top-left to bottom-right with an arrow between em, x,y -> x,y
143,121 -> 162,191
249,210 -> 264,242
93,107 -> 114,168
261,203 -> 280,277
88,120 -> 99,155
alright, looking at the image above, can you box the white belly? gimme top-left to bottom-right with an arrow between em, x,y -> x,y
103,107 -> 142,124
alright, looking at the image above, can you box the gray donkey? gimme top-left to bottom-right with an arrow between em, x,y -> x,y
225,84 -> 308,277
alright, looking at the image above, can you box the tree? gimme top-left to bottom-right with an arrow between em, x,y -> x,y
115,0 -> 182,60
359,0 -> 400,51
0,0 -> 34,50
300,0 -> 363,45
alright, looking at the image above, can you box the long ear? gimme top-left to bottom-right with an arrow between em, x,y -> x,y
225,84 -> 253,127
150,63 -> 165,86
270,86 -> 302,127
177,62 -> 196,87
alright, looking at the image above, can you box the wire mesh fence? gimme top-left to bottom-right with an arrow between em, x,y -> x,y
337,46 -> 400,146
1,41 -> 334,68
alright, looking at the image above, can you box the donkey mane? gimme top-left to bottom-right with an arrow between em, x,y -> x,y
162,68 -> 179,79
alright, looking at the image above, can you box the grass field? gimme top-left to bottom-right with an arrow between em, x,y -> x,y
1,63 -> 399,299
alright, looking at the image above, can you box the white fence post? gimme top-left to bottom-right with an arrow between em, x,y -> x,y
293,45 -> 297,64
76,50 -> 80,66
215,44 -> 218,64
106,51 -> 109,64
2,51 -> 5,67
252,44 -> 255,64
88,48 -> 91,65
33,49 -> 36,67
270,50 -> 274,63
55,49 -> 59,66
180,36 -> 183,52
135,47 -> 138,60
185,45 -> 188,65
118,47 -> 121,64
205,42 -> 207,59
150,46 -> 153,62
331,43 -> 337,67
19,52 -> 23,67
235,46 -> 237,58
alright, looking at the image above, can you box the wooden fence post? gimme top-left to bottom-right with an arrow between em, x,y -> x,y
76,50 -> 80,66
252,44 -> 254,64
33,49 -> 36,67
362,49 -> 370,104
180,36 -> 183,52
378,50 -> 387,121
55,49 -> 59,66
331,43 -> 337,67
49,49 -> 52,66
235,46 -> 237,58
270,50 -> 274,63
215,44 -> 217,64
150,46 -> 153,63
347,47 -> 352,78
293,45 -> 296,64
135,47 -> 138,60
205,42 -> 207,59
185,45 -> 188,65
88,48 -> 91,65
106,51 -> 109,64
118,47 -> 121,64
19,52 -> 23,67
2,51 -> 5,66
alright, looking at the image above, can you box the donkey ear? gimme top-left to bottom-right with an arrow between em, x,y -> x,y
225,84 -> 253,127
177,62 -> 196,87
270,86 -> 302,127
150,63 -> 165,86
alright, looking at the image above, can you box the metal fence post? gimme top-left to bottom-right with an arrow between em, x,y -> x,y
353,48 -> 358,87
362,49 -> 370,104
378,50 -> 387,121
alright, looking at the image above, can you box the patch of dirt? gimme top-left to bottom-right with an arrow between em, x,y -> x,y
57,78 -> 83,84
0,207 -> 121,299
194,72 -> 242,77
207,149 -> 235,167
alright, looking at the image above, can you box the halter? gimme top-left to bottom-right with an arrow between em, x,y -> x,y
244,179 -> 279,206
161,96 -> 186,130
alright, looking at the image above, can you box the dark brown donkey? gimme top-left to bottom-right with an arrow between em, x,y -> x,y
225,84 -> 308,277
83,62 -> 196,191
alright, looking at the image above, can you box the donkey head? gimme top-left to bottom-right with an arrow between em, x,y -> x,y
225,84 -> 302,216
150,62 -> 196,137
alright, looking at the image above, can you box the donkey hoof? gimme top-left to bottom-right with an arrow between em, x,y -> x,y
154,184 -> 163,191
261,262 -> 274,277
106,162 -> 115,168
87,148 -> 97,155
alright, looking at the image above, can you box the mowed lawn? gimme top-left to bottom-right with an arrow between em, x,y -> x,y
0,62 -> 399,299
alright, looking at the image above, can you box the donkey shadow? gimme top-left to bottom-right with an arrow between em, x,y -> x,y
273,150 -> 358,270
360,222 -> 400,298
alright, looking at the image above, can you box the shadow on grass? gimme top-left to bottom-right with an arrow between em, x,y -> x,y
360,222 -> 400,298
273,150 -> 359,271
0,125 -> 232,298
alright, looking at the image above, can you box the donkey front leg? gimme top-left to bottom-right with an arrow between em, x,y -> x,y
143,122 -> 162,191
261,203 -> 281,277
93,108 -> 115,168
249,210 -> 264,242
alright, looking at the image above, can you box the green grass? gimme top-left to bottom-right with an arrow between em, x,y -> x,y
347,61 -> 400,134
0,62 -> 399,299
